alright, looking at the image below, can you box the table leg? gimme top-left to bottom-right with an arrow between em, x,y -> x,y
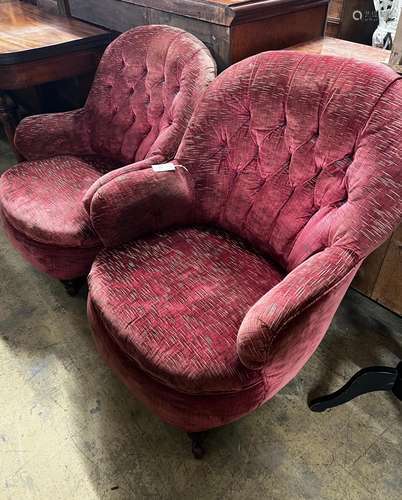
0,91 -> 21,158
309,362 -> 402,412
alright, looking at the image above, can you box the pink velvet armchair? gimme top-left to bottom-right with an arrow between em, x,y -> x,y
0,25 -> 216,295
86,52 -> 402,457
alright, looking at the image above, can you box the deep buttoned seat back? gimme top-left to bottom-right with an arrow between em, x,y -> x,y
87,52 -> 402,432
0,25 -> 216,280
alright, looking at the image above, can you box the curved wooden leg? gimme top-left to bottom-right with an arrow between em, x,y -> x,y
309,363 -> 402,412
0,91 -> 21,159
188,432 -> 205,459
60,277 -> 86,297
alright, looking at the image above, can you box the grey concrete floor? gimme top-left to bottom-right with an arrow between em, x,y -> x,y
0,136 -> 401,500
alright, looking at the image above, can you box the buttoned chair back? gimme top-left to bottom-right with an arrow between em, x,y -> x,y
176,51 -> 402,272
84,25 -> 216,164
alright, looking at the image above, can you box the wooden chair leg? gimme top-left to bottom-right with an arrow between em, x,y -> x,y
0,91 -> 21,159
188,432 -> 205,459
309,362 -> 402,412
60,276 -> 86,297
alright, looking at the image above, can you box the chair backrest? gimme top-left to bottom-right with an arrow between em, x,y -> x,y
84,25 -> 216,164
176,51 -> 402,271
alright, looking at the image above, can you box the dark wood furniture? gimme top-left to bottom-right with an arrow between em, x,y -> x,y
67,0 -> 330,71
0,0 -> 113,154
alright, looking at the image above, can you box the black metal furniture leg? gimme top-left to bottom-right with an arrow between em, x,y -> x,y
392,362 -> 402,400
188,432 -> 205,459
60,276 -> 86,297
309,362 -> 402,412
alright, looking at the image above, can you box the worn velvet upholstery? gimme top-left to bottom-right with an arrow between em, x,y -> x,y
0,25 -> 216,280
90,52 -> 402,432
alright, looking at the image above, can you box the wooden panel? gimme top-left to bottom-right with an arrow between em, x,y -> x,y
146,9 -> 230,69
70,0 -> 328,70
352,240 -> 390,297
327,0 -> 342,20
119,0 -> 231,25
69,0 -> 230,68
230,0 -> 329,24
231,5 -> 327,62
73,0 -> 329,27
372,225 -> 402,316
325,0 -> 342,36
325,21 -> 339,37
0,49 -> 102,89
70,0 -> 147,31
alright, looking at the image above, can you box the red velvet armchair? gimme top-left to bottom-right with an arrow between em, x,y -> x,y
0,25 -> 216,295
87,51 -> 402,457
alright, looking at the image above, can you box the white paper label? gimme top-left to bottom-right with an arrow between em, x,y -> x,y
152,162 -> 176,172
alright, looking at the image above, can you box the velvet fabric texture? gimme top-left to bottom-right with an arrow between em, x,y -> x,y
87,51 -> 402,432
0,25 -> 216,280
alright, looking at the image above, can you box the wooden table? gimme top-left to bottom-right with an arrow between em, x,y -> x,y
0,0 -> 113,154
67,0 -> 330,71
289,36 -> 390,64
287,37 -> 401,317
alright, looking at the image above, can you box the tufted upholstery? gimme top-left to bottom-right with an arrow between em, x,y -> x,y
0,25 -> 216,280
83,26 -> 217,164
175,51 -> 402,271
88,52 -> 402,432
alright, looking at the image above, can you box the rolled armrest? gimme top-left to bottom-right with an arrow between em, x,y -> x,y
237,246 -> 360,370
15,109 -> 92,160
89,165 -> 194,247
83,156 -> 161,213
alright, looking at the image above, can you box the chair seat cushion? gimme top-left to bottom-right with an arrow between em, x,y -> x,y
89,228 -> 285,394
0,155 -> 120,248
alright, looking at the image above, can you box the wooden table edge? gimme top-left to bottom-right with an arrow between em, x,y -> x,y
0,33 -> 115,66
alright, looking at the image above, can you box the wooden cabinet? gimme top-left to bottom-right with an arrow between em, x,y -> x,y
354,227 -> 402,316
68,0 -> 329,71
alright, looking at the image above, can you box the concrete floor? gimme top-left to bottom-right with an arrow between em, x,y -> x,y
0,137 -> 401,500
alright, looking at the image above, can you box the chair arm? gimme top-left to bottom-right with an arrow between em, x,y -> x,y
237,246 -> 361,370
83,156 -> 161,213
14,109 -> 92,160
89,165 -> 194,247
